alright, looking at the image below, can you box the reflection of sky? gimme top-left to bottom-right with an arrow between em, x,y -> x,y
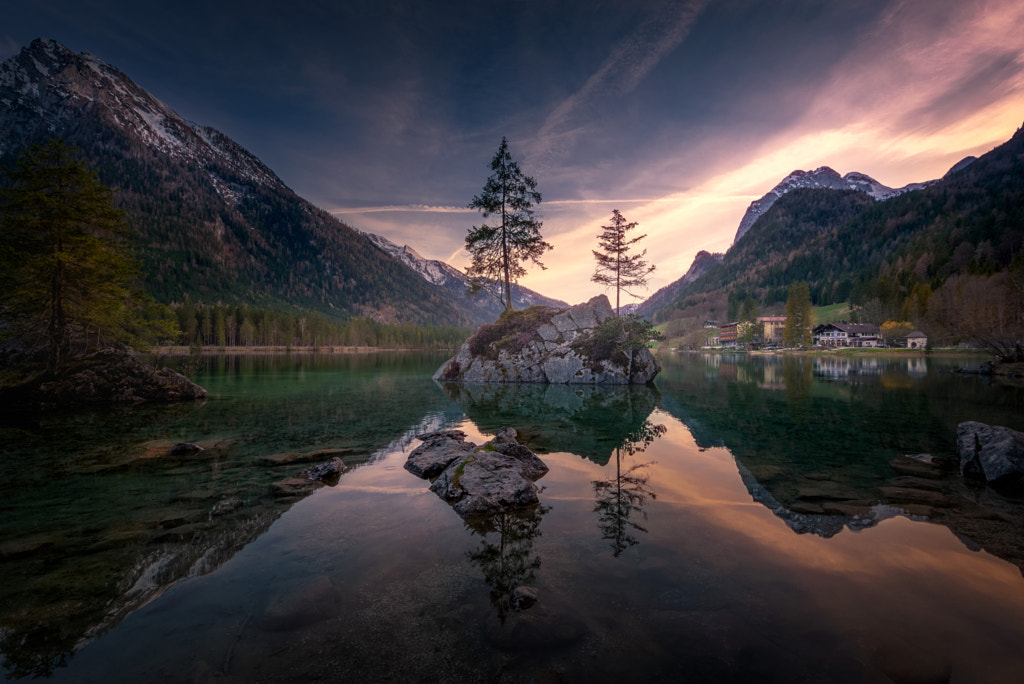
5,1 -> 1024,305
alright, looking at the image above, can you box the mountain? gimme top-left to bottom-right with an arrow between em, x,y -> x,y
636,250 -> 723,318
644,122 -> 1024,342
362,232 -> 568,323
730,165 -> 953,244
0,39 -> 471,326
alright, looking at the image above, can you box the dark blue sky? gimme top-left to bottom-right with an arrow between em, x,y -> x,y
4,0 -> 1022,303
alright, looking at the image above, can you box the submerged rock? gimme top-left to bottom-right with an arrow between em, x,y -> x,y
957,421 -> 1024,486
434,295 -> 660,385
406,427 -> 548,518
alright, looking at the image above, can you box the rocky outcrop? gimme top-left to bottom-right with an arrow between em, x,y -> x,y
3,347 -> 206,410
958,421 -> 1024,486
405,427 -> 549,518
434,295 -> 660,385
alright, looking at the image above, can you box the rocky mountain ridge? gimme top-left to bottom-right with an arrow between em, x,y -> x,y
732,165 -> 952,244
1,38 -> 564,328
363,231 -> 568,322
636,250 -> 723,318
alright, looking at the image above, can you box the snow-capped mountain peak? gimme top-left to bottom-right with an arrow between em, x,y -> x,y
731,165 -> 947,244
0,38 -> 283,197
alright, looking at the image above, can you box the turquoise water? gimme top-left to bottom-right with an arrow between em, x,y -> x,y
2,351 -> 1024,682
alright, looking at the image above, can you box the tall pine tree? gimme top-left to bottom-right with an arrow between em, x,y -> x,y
465,137 -> 551,311
0,140 -> 137,372
783,281 -> 814,347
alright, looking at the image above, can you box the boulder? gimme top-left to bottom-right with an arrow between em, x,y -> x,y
957,421 -> 1024,486
404,430 -> 474,478
406,428 -> 548,518
434,295 -> 660,385
5,347 -> 206,409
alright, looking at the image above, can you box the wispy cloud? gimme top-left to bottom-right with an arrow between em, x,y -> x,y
331,204 -> 474,215
528,0 -> 709,171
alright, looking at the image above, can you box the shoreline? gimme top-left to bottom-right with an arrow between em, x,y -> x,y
149,345 -> 454,355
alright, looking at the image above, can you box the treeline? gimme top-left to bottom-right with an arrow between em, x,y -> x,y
169,302 -> 471,349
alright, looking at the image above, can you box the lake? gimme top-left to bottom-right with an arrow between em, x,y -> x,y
2,351 -> 1024,683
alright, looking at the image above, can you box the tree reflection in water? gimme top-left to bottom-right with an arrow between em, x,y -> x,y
464,505 -> 549,622
593,421 -> 666,557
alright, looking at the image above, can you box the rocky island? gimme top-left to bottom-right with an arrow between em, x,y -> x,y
434,295 -> 660,385
0,346 -> 206,410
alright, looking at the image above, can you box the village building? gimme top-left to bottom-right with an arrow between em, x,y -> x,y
719,322 -> 738,347
905,331 -> 928,349
757,316 -> 786,345
812,322 -> 882,348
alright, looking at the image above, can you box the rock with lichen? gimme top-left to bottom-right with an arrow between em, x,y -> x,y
434,295 -> 659,385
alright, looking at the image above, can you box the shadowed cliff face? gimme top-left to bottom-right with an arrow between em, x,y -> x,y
655,352 -> 1024,574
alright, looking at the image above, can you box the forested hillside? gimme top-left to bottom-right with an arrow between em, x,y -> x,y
649,123 -> 1024,349
0,39 -> 471,328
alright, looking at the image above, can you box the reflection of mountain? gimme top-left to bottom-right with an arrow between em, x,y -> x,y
440,383 -> 661,465
0,353 -> 456,679
657,353 -> 1024,575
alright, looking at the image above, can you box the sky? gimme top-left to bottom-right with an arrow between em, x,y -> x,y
3,0 -> 1024,306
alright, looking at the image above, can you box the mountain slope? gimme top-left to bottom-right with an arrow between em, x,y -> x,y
636,250 -> 723,318
0,38 -> 469,326
731,165 -> 949,244
647,122 -> 1024,331
362,232 -> 568,323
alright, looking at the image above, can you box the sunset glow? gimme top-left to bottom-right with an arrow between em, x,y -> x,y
5,0 -> 1024,305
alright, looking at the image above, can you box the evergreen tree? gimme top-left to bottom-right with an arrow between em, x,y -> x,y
591,209 -> 655,315
465,137 -> 551,310
783,281 -> 814,347
0,140 -> 138,372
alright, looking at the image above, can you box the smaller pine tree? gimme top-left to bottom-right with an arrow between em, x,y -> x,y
592,209 -> 655,315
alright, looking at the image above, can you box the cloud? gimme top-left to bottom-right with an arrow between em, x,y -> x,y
331,204 -> 473,215
528,0 -> 709,171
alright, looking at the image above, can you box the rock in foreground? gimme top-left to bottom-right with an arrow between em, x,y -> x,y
434,295 -> 659,385
405,427 -> 549,518
958,421 -> 1024,486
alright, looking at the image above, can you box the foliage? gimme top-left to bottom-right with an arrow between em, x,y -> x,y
880,320 -> 915,343
783,282 -> 814,346
168,301 -> 471,349
572,314 -> 663,371
591,209 -> 655,314
465,138 -> 552,310
0,139 -> 167,371
466,305 -> 557,359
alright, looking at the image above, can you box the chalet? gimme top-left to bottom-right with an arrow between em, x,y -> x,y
703,320 -> 719,328
813,322 -> 882,348
757,316 -> 786,344
905,331 -> 928,349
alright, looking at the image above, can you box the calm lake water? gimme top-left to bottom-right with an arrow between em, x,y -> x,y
3,351 -> 1024,683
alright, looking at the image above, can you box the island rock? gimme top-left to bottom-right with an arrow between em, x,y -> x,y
434,295 -> 659,385
405,427 -> 549,518
957,421 -> 1024,486
3,347 -> 206,409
